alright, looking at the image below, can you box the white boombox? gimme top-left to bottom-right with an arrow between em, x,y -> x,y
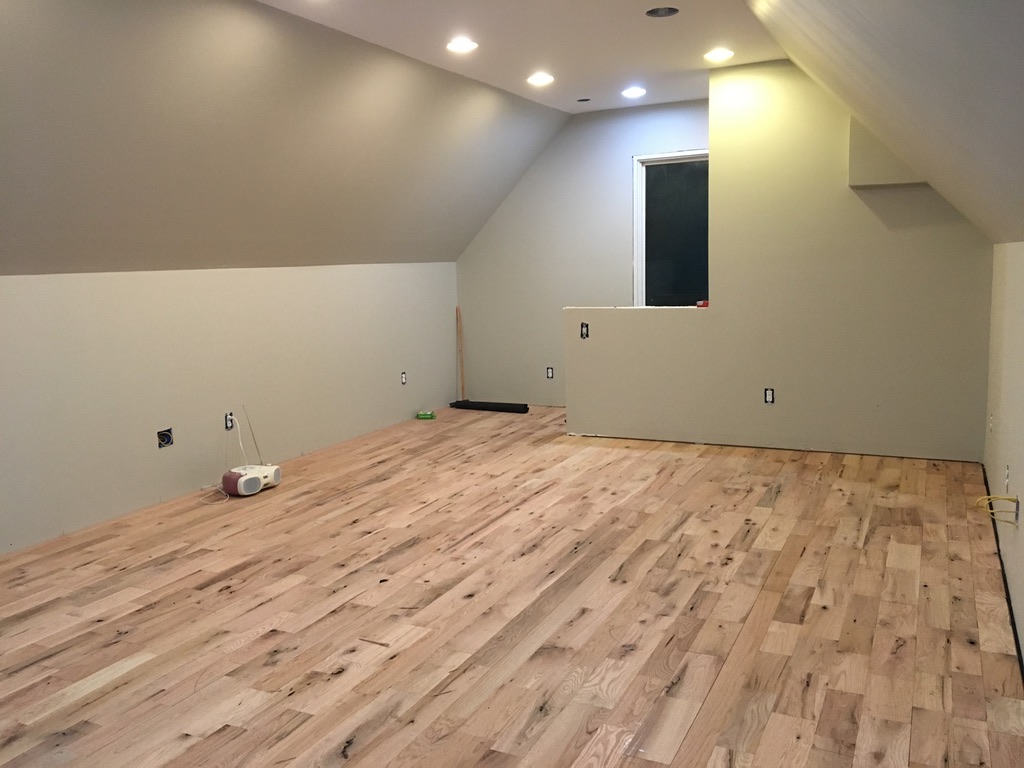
222,464 -> 281,497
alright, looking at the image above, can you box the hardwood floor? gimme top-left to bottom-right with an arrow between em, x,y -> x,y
2,406 -> 1023,767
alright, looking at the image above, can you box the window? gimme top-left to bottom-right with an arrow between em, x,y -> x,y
633,150 -> 709,307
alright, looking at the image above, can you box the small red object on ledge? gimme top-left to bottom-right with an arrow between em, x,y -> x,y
696,300 -> 709,307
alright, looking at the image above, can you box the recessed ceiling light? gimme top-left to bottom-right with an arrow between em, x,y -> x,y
622,86 -> 647,99
527,72 -> 555,87
704,47 -> 735,64
446,36 -> 478,54
645,7 -> 679,18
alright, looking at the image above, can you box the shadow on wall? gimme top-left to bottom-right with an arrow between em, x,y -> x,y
853,184 -> 975,231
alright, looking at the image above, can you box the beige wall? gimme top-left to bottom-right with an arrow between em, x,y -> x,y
985,240 -> 1024,634
0,0 -> 566,274
564,62 -> 992,460
0,263 -> 456,551
848,117 -> 924,187
456,102 -> 709,405
0,0 -> 552,552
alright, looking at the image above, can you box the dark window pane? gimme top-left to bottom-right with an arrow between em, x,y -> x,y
645,159 -> 708,306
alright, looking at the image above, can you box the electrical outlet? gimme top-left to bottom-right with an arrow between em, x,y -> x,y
157,428 -> 173,448
225,412 -> 234,431
764,388 -> 774,404
401,371 -> 407,385
546,367 -> 554,379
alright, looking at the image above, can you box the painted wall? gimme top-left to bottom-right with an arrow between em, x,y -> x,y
985,240 -> 1024,635
456,102 -> 709,405
748,0 -> 1024,244
0,0 -> 566,274
847,117 -> 924,187
0,263 -> 456,551
563,61 -> 992,460
0,0 -> 562,551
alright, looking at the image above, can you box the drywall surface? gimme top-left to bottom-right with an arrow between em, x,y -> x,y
564,62 -> 991,460
0,262 -> 456,551
456,102 -> 709,406
0,0 -> 566,274
748,0 -> 1024,243
848,117 -> 924,187
985,240 -> 1024,637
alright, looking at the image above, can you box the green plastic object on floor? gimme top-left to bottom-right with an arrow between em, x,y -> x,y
416,411 -> 436,420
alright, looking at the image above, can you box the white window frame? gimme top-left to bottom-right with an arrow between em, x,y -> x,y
633,149 -> 710,307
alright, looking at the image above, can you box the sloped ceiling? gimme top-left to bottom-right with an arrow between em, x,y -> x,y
5,0 -> 1020,277
0,0 -> 567,274
748,0 -> 1024,244
258,0 -> 1021,243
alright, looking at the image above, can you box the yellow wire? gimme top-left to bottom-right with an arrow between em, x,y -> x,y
975,495 -> 1019,526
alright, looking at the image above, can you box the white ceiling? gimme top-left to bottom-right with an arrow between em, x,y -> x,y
254,0 -> 1024,243
255,0 -> 787,113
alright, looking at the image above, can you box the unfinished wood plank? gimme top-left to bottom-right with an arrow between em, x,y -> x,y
750,712 -> 815,768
